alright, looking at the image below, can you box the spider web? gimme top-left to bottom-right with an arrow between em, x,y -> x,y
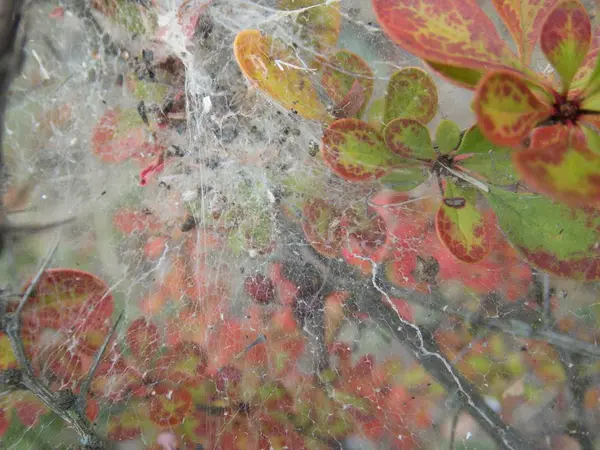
0,1 -> 599,450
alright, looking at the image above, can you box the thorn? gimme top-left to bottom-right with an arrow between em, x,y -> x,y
15,238 -> 60,316
78,311 -> 124,412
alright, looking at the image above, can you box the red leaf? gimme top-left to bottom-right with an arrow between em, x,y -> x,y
0,408 -> 8,437
177,0 -> 212,38
491,0 -> 559,64
126,318 -> 160,362
15,397 -> 47,427
244,274 -> 275,304
372,0 -> 523,85
149,384 -> 192,427
112,208 -> 162,234
540,0 -> 591,92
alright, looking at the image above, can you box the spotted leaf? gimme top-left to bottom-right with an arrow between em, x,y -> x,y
383,118 -> 435,160
278,0 -> 341,56
233,30 -> 332,122
322,50 -> 374,118
321,119 -> 401,181
302,198 -> 344,258
455,125 -> 519,185
513,126 -> 600,209
384,68 -> 438,125
491,0 -> 559,64
372,0 -> 524,88
435,179 -> 495,263
126,318 -> 160,363
149,384 -> 192,426
540,0 -> 591,92
435,119 -> 461,154
21,269 -> 113,333
485,187 -> 600,280
474,70 -> 553,147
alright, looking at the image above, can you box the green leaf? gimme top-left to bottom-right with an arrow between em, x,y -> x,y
1,411 -> 56,450
474,70 -> 553,147
372,0 -> 524,76
383,118 -> 435,160
233,30 -> 332,122
384,68 -> 438,125
435,120 -> 461,153
456,125 -> 519,185
379,167 -> 428,191
435,179 -> 495,263
485,187 -> 600,280
540,0 -> 591,92
581,124 -> 600,155
491,0 -> 559,64
364,97 -> 385,130
322,50 -> 374,118
425,61 -> 484,89
513,125 -> 600,209
321,119 -> 401,181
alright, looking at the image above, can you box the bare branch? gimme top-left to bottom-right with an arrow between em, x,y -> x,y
293,243 -> 528,449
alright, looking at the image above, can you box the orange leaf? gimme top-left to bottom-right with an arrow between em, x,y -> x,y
233,29 -> 332,122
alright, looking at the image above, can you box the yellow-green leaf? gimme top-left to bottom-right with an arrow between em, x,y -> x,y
474,70 -> 553,147
383,118 -> 435,160
321,119 -> 401,181
513,125 -> 600,209
384,68 -> 438,125
435,179 -> 495,263
233,29 -> 332,122
278,0 -> 341,56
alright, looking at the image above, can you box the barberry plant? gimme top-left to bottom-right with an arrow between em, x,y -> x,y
2,0 -> 600,449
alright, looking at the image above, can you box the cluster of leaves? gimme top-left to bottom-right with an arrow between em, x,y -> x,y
0,208 -> 441,449
372,0 -> 600,209
232,1 -> 600,282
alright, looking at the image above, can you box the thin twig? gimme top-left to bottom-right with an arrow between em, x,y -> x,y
77,310 -> 124,414
15,237 -> 59,316
448,409 -> 461,450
